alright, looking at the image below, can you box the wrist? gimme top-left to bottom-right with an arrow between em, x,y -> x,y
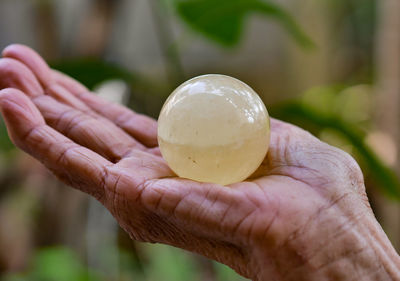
250,206 -> 400,281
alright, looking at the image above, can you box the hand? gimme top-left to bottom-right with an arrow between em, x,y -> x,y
0,44 -> 399,281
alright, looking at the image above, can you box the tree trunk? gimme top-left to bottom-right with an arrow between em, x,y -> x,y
374,0 -> 400,250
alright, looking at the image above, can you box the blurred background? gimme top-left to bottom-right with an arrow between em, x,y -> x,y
0,0 -> 399,280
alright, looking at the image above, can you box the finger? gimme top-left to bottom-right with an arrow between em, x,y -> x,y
45,83 -> 91,113
2,44 -> 52,87
0,58 -> 43,97
0,50 -> 92,111
0,58 -> 149,161
53,70 -> 158,147
32,94 -> 149,162
3,44 -> 158,147
0,88 -> 112,200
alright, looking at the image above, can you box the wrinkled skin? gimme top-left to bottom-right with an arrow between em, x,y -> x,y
0,45 -> 399,281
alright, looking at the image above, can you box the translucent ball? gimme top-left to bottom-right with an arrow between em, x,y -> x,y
158,74 -> 270,185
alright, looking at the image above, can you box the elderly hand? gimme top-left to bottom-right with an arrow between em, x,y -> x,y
0,44 -> 399,281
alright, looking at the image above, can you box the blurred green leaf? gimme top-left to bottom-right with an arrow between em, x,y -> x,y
51,59 -> 134,90
2,274 -> 27,281
118,249 -> 146,281
4,247 -> 104,281
141,243 -> 200,281
319,128 -> 354,155
30,247 -> 103,281
0,119 -> 15,153
213,261 -> 249,281
271,102 -> 400,200
173,0 -> 314,47
334,84 -> 372,125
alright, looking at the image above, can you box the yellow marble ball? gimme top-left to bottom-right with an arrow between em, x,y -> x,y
157,74 -> 270,185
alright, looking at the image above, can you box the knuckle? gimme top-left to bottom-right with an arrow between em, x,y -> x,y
115,108 -> 134,128
19,125 -> 45,153
103,168 -> 124,207
55,144 -> 78,166
139,180 -> 166,210
324,145 -> 365,192
299,139 -> 365,193
338,149 -> 364,183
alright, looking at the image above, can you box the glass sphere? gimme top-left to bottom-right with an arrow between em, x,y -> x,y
158,74 -> 270,185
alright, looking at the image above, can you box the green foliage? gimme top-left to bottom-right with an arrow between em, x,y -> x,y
214,261 -> 247,281
140,243 -> 200,281
2,245 -> 249,281
30,248 -> 100,281
173,0 -> 314,47
0,119 -> 15,153
3,247 -> 103,281
106,242 -> 249,281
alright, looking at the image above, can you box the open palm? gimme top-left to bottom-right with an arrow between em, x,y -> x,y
0,45 -> 377,280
